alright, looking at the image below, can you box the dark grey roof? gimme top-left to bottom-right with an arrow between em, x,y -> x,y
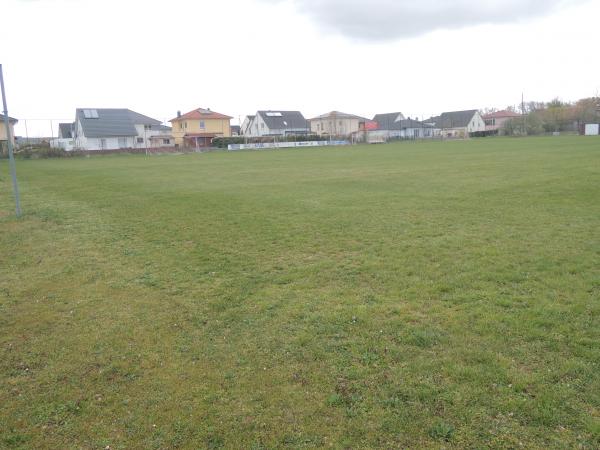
432,110 -> 479,128
257,111 -> 308,130
373,112 -> 403,130
59,123 -> 74,139
0,113 -> 18,123
76,108 -> 162,138
395,119 -> 434,129
374,113 -> 432,130
425,116 -> 441,124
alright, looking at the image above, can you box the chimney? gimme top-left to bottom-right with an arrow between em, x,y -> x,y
177,110 -> 181,118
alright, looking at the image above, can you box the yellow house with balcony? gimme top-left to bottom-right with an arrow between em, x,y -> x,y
170,107 -> 232,148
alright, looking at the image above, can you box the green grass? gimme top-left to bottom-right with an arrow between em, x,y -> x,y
1,136 -> 599,449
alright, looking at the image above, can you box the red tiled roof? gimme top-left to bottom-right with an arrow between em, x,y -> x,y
483,110 -> 522,119
170,108 -> 232,122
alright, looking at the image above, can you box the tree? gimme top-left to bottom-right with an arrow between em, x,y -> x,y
480,107 -> 498,115
573,97 -> 600,126
541,98 -> 574,132
525,101 -> 546,114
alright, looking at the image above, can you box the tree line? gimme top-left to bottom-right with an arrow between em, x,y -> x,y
487,97 -> 600,135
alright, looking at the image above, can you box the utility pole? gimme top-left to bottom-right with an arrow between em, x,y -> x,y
0,64 -> 22,218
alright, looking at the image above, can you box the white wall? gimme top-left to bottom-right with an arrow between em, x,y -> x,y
467,112 -> 486,133
241,116 -> 254,136
134,124 -> 171,148
50,138 -> 75,151
585,124 -> 599,135
83,137 -> 136,150
74,118 -> 170,150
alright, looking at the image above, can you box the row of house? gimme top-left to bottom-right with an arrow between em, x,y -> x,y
4,105 -> 552,152
50,107 -> 233,151
239,109 -> 496,141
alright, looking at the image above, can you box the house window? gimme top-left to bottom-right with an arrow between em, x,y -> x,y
144,125 -> 152,130
118,138 -> 128,148
179,123 -> 184,130
261,123 -> 265,129
100,138 -> 106,149
163,139 -> 170,145
200,120 -> 205,129
137,137 -> 144,144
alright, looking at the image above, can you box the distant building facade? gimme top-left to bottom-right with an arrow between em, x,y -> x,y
483,110 -> 522,134
372,112 -> 435,139
241,115 -> 255,136
309,111 -> 368,136
243,111 -> 309,137
0,113 -> 18,148
427,110 -> 485,138
170,108 -> 232,148
73,108 -> 171,151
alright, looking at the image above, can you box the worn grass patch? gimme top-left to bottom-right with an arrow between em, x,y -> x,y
1,136 -> 599,448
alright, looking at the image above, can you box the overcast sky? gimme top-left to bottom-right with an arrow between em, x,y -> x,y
2,0 -> 598,136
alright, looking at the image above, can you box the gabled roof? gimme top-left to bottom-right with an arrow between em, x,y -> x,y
309,111 -> 369,121
483,110 -> 522,119
170,108 -> 232,122
431,110 -> 479,128
0,113 -> 18,124
373,112 -> 405,130
76,108 -> 162,138
257,111 -> 308,130
59,122 -> 74,139
374,114 -> 433,130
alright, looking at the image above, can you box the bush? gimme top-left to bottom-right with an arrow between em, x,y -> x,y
14,145 -> 72,159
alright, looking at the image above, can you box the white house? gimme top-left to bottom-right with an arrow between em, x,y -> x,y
50,122 -> 76,151
242,111 -> 309,137
372,113 -> 436,140
73,108 -> 172,151
427,110 -> 485,138
241,115 -> 255,136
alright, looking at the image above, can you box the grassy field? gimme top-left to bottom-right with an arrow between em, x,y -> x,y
1,136 -> 599,449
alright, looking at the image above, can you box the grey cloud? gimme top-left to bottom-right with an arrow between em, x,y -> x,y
265,0 -> 586,41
